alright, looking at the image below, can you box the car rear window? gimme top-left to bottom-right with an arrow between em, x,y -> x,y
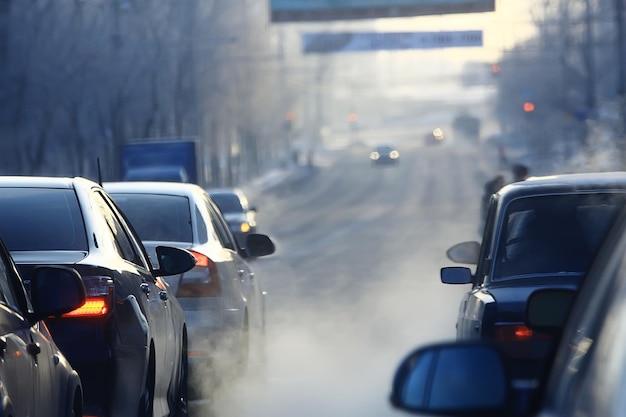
0,188 -> 88,251
493,192 -> 626,279
110,193 -> 193,243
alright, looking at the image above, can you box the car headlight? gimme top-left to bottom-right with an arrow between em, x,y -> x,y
390,150 -> 399,159
370,152 -> 380,160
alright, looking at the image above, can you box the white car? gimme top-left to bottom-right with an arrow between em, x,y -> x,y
105,182 -> 275,396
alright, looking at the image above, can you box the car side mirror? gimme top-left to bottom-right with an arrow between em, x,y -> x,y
390,342 -> 510,415
526,288 -> 577,334
446,241 -> 481,264
29,266 -> 86,319
441,267 -> 473,284
245,233 -> 275,258
153,246 -> 196,276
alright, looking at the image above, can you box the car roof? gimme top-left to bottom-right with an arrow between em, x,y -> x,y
496,172 -> 626,202
104,181 -> 207,197
207,187 -> 244,195
0,176 -> 96,189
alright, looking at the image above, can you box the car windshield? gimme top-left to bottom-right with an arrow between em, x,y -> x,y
492,193 -> 626,279
0,188 -> 88,251
210,193 -> 244,213
110,193 -> 194,243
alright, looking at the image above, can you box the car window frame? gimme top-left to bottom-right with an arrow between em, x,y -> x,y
205,195 -> 239,251
0,241 -> 30,316
92,189 -> 152,272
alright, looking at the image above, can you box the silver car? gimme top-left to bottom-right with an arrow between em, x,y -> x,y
105,182 -> 275,396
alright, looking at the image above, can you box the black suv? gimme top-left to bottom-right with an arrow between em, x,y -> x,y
0,176 -> 196,417
441,172 -> 626,379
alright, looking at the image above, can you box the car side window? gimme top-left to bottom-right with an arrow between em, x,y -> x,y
93,191 -> 146,268
0,250 -> 22,312
205,197 -> 237,250
195,205 -> 209,244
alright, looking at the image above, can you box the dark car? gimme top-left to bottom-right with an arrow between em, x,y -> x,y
0,176 -> 196,417
441,172 -> 626,379
105,182 -> 275,396
369,144 -> 400,165
390,198 -> 626,417
0,235 -> 85,417
207,188 -> 258,248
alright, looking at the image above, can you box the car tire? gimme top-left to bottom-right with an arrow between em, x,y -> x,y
138,350 -> 156,417
174,334 -> 189,417
69,386 -> 82,417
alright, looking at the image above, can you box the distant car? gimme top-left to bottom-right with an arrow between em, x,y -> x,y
0,176 -> 196,417
369,145 -> 399,165
424,127 -> 445,145
441,172 -> 626,379
105,182 -> 275,394
390,199 -> 626,417
207,188 -> 258,247
0,234 -> 85,417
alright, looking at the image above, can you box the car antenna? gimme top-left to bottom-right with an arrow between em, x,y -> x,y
97,157 -> 103,186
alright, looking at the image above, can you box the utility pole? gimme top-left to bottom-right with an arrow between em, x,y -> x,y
583,0 -> 596,119
616,0 -> 626,164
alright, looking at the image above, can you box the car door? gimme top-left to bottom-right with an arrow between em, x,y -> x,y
536,222 -> 626,417
457,196 -> 499,339
92,189 -> 178,410
205,196 -> 248,313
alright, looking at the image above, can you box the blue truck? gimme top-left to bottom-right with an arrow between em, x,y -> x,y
120,138 -> 204,185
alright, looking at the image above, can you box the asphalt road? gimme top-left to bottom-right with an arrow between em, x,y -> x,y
191,136 -> 500,417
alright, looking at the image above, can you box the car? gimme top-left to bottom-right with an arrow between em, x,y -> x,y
369,144 -> 400,165
390,197 -> 626,417
424,127 -> 445,145
0,176 -> 196,417
441,172 -> 626,379
0,234 -> 85,417
207,188 -> 259,249
104,182 -> 275,394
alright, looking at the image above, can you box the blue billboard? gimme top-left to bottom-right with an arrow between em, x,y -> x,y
270,0 -> 495,22
302,30 -> 483,53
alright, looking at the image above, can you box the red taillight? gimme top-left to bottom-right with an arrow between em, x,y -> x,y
63,298 -> 109,317
63,276 -> 113,318
496,324 -> 534,342
176,251 -> 221,297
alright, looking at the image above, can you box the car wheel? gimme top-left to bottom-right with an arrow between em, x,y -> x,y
174,335 -> 189,417
138,351 -> 155,417
70,387 -> 82,417
236,314 -> 250,377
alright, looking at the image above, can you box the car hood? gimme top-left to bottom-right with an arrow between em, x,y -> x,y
487,275 -> 581,321
10,250 -> 88,265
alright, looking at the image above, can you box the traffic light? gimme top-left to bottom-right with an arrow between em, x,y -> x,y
348,112 -> 358,123
491,63 -> 501,75
523,102 -> 535,113
284,111 -> 296,131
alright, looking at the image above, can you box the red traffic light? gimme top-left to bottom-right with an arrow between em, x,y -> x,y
491,63 -> 501,74
348,112 -> 358,122
523,102 -> 535,112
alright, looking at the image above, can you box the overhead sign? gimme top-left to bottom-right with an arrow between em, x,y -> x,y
302,31 -> 483,53
270,0 -> 495,22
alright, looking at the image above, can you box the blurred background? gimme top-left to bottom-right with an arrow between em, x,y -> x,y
2,0 -> 624,182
